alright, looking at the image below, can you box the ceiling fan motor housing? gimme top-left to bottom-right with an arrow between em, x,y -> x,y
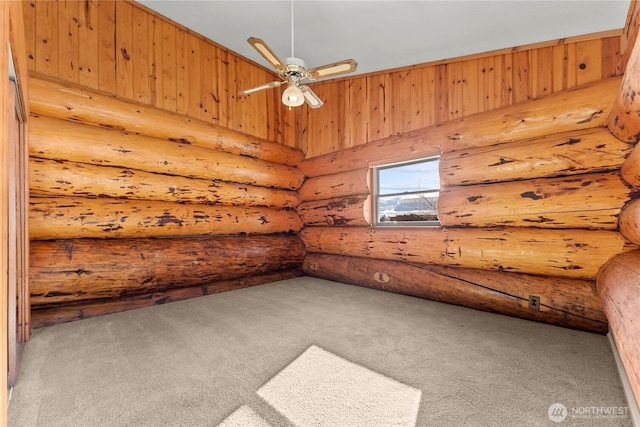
281,57 -> 309,82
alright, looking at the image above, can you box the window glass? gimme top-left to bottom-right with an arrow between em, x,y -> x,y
374,157 -> 440,226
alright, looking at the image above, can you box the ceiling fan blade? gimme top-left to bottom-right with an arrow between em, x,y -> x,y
238,81 -> 284,96
308,59 -> 358,80
247,37 -> 286,72
300,85 -> 324,109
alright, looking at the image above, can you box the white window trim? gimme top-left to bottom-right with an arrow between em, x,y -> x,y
372,156 -> 441,227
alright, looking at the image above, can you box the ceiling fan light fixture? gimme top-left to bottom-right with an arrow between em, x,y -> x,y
282,83 -> 304,107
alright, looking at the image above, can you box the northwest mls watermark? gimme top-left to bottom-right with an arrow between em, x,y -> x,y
548,403 -> 630,423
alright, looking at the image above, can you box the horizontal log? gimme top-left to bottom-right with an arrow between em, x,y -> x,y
301,226 -> 636,280
608,30 -> 640,187
439,77 -> 620,153
596,250 -> 640,406
300,77 -> 621,177
303,254 -> 607,333
30,268 -> 302,328
299,168 -> 369,202
29,196 -> 303,240
30,158 -> 299,209
619,198 -> 640,246
30,235 -> 305,305
440,128 -> 631,186
300,134 -> 440,177
438,172 -> 631,229
297,194 -> 370,226
621,143 -> 640,187
29,75 -> 304,166
607,33 -> 640,145
30,115 -> 304,191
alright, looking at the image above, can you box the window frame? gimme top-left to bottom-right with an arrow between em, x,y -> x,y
372,155 -> 441,227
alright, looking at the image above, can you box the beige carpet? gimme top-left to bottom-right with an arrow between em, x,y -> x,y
228,344 -> 422,427
8,277 -> 632,426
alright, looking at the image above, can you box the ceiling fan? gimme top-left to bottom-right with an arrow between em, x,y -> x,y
238,1 -> 357,109
239,37 -> 358,109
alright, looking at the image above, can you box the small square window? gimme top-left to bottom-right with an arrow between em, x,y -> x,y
373,157 -> 440,226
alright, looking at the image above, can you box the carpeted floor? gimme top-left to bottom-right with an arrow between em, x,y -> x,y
8,277 -> 631,426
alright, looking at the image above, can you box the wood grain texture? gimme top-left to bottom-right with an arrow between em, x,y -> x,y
5,0 -> 32,399
30,268 -> 302,328
97,1 -> 116,94
302,37 -> 622,157
304,253 -> 607,333
299,168 -> 369,202
22,0 -> 309,324
30,235 -> 305,305
29,158 -> 300,209
34,0 -> 58,78
622,142 -> 640,186
619,0 -> 640,74
297,194 -> 370,226
300,78 -> 620,178
301,226 -> 636,280
115,1 -> 133,99
29,76 -> 303,167
437,77 -> 620,153
440,127 -> 631,186
597,250 -> 640,408
24,0 -> 291,145
438,172 -> 631,229
29,115 -> 304,191
132,4 -> 150,104
23,1 -> 623,155
18,0 -> 636,344
608,25 -> 640,145
609,16 -> 640,189
619,198 -> 640,245
29,196 -> 303,240
299,130 -> 441,178
10,0 -> 31,348
1,2 -> 11,421
78,0 -> 100,90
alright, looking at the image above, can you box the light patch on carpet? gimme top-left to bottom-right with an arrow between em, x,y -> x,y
218,405 -> 272,427
257,345 -> 421,427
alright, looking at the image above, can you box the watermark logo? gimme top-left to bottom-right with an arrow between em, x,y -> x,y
548,403 -> 568,423
548,403 -> 630,423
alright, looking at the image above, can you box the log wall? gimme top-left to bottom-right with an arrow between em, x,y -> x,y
28,77 -> 306,326
299,76 -> 639,335
31,235 -> 305,306
597,16 -> 640,408
304,254 -> 608,333
22,1 -> 639,344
